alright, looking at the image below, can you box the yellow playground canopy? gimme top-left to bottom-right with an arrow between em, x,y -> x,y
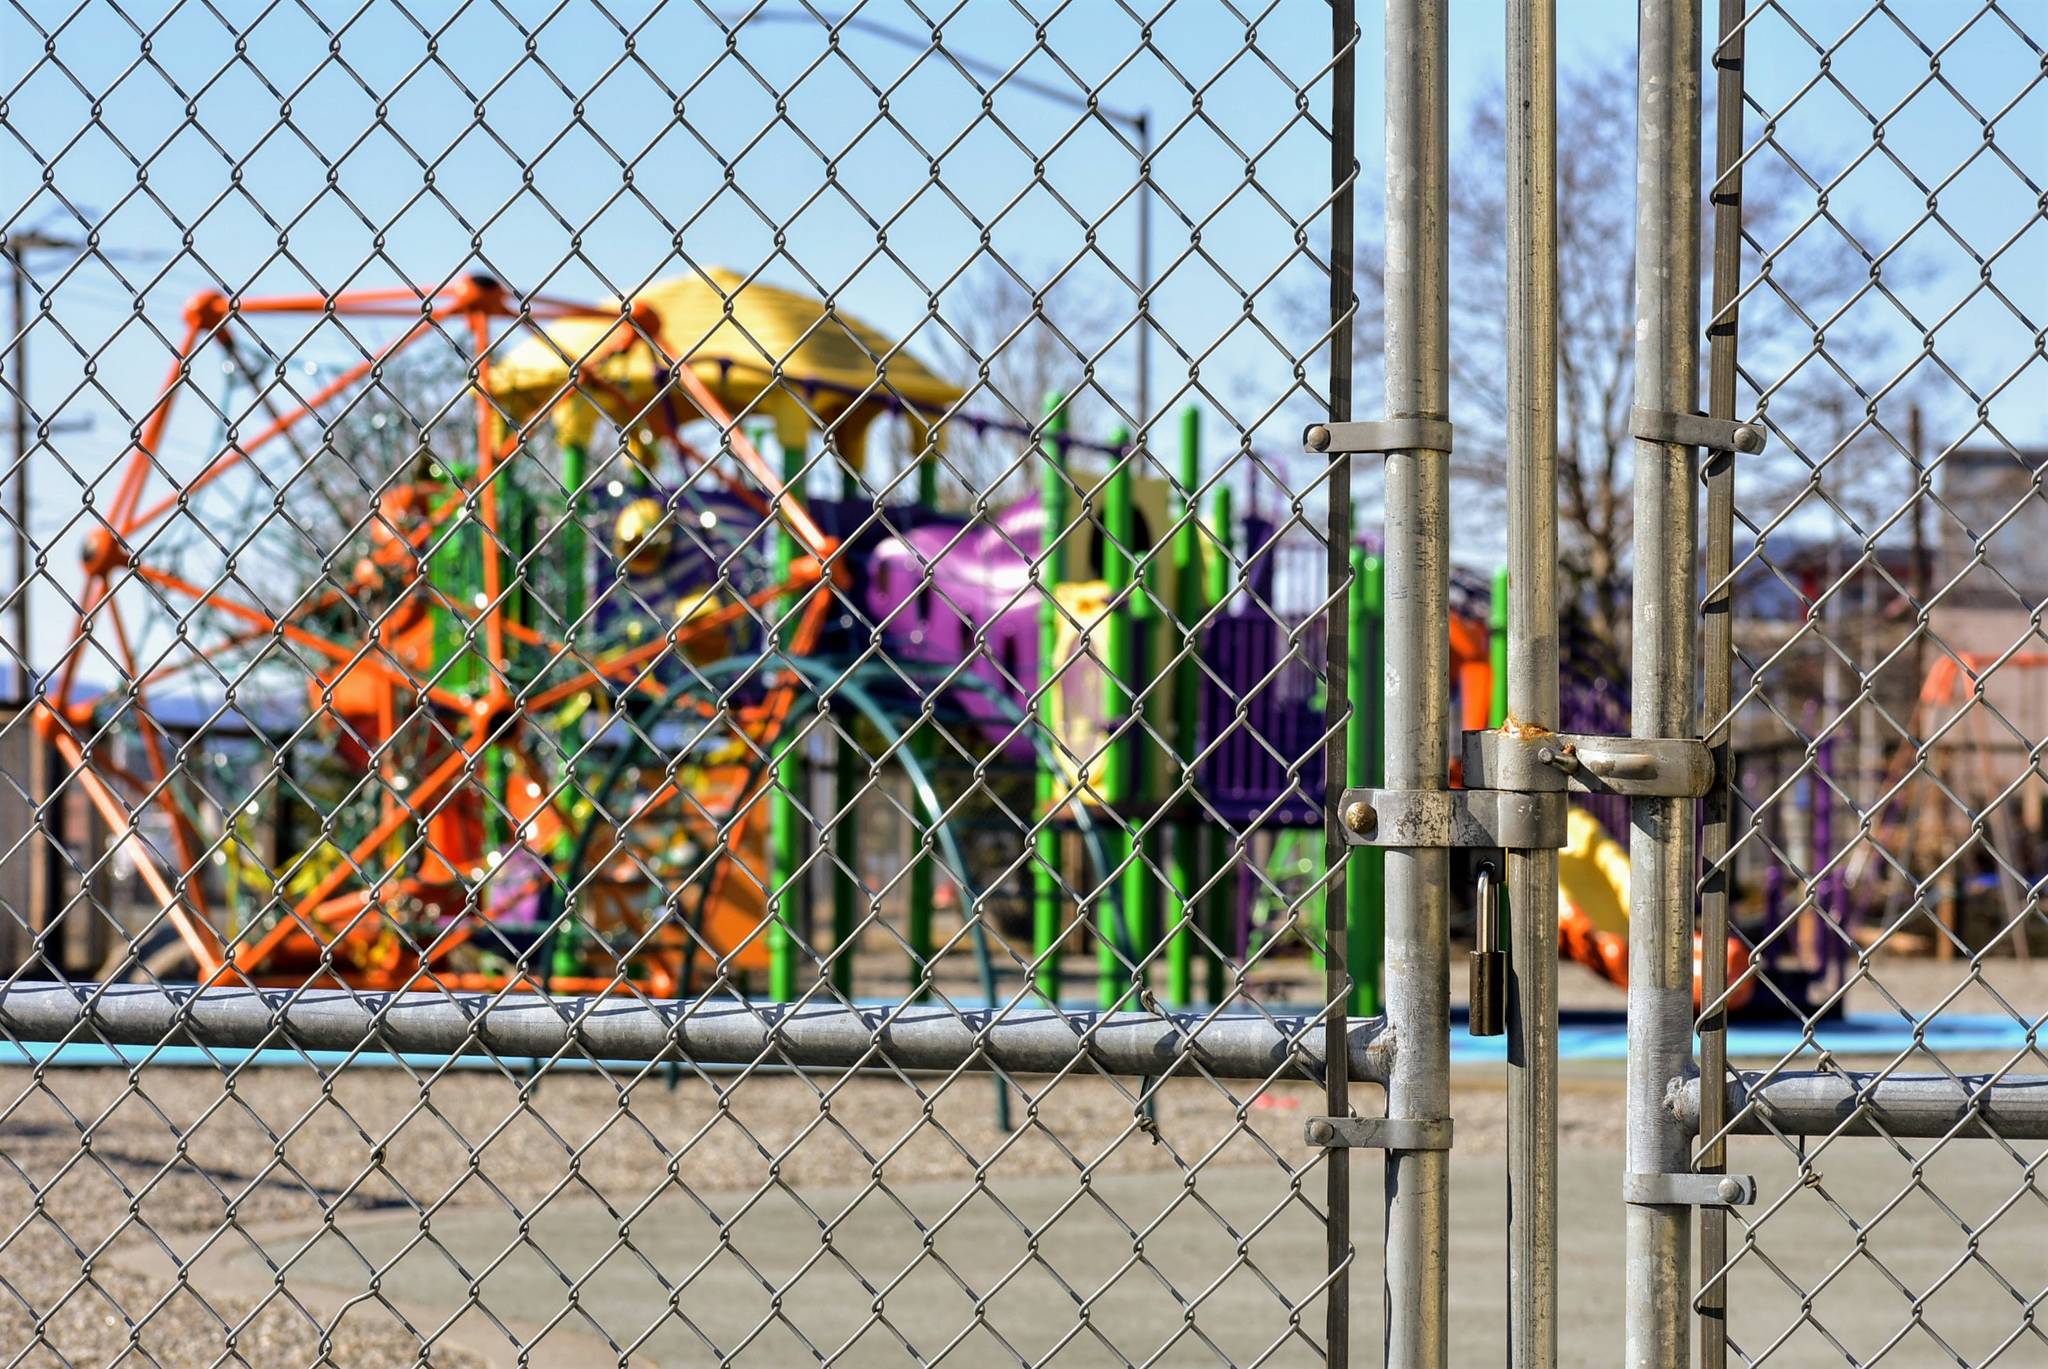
491,268 -> 964,465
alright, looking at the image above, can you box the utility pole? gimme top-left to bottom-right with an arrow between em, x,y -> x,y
5,227 -> 112,960
5,228 -> 91,700
7,238 -> 37,695
5,229 -> 72,958
3,229 -> 120,700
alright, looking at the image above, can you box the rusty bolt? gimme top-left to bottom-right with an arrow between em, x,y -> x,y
1342,800 -> 1377,836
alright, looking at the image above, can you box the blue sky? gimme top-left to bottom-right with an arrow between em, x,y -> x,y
3,0 -> 2042,676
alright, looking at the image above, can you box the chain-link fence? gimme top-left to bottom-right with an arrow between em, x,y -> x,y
1694,2 -> 2048,1365
0,2 -> 1382,1363
8,0 -> 2047,1365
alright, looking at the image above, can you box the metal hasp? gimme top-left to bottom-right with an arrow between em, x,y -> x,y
1622,1172 -> 1756,1208
1339,787 -> 1567,849
1303,417 -> 1455,455
1630,405 -> 1765,455
1462,729 -> 1715,799
1306,1116 -> 1455,1151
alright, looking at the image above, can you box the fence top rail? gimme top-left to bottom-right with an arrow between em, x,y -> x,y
1676,1070 -> 2048,1142
0,981 -> 1395,1084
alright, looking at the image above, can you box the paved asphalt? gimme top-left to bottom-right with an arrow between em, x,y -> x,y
169,1066 -> 2043,1367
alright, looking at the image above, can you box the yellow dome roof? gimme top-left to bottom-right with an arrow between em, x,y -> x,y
491,268 -> 962,466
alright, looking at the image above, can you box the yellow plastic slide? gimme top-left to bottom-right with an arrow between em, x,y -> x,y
1556,807 -> 1751,1009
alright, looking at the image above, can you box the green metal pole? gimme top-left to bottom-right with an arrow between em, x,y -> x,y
1490,566 -> 1511,728
1348,551 -> 1387,1016
831,714 -> 859,998
559,441 -> 588,629
483,474 -> 527,866
818,425 -> 861,1001
1166,406 -> 1202,1006
1486,564 -> 1511,1017
546,441 -> 590,983
769,430 -> 805,1002
1103,426 -> 1149,1009
908,452 -> 939,997
1202,483 -> 1234,1006
1033,395 -> 1071,1003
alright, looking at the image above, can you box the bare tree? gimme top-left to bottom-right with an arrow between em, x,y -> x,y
1346,56 -> 1916,659
931,260 -> 1122,508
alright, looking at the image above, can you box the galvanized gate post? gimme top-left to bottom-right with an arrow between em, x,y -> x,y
1504,0 -> 1560,1364
1625,1 -> 1706,1364
1380,2 -> 1453,1365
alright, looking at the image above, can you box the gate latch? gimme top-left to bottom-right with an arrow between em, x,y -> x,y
1306,1116 -> 1454,1151
1461,729 -> 1715,800
1622,1172 -> 1756,1207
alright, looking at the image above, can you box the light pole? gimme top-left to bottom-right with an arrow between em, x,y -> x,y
714,7 -> 1155,431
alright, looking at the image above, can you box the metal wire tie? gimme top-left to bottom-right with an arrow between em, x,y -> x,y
1630,405 -> 1765,455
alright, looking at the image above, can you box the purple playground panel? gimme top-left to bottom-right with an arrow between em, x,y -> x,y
1196,514 -> 1328,831
866,498 -> 1045,739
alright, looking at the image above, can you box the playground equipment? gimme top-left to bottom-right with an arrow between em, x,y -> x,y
43,272 -> 987,995
44,269 -> 1246,1006
46,264 -> 1774,1020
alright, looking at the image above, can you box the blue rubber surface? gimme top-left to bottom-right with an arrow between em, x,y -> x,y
1447,1008 -> 2040,1063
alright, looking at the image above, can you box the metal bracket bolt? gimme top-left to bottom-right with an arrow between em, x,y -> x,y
1341,799 -> 1377,837
1630,405 -> 1766,455
1303,417 -> 1456,456
1306,1116 -> 1455,1151
1336,786 -> 1566,850
1621,1171 -> 1757,1207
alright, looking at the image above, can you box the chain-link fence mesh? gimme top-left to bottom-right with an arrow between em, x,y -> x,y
1697,2 -> 2047,1364
0,2 -> 1373,1363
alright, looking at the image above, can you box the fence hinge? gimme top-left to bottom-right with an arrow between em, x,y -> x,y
1630,405 -> 1766,455
1461,729 -> 1716,799
1303,417 -> 1455,455
1306,1116 -> 1454,1151
1337,787 -> 1566,849
1622,1172 -> 1756,1207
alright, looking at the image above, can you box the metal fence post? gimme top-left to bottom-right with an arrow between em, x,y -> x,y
1625,1 -> 1705,1363
1381,2 -> 1453,1365
1504,0 -> 1560,1363
1325,3 -> 1360,1363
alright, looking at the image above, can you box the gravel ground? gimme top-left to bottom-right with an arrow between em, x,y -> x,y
0,1056 -> 1633,1367
2,950 -> 2038,1365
